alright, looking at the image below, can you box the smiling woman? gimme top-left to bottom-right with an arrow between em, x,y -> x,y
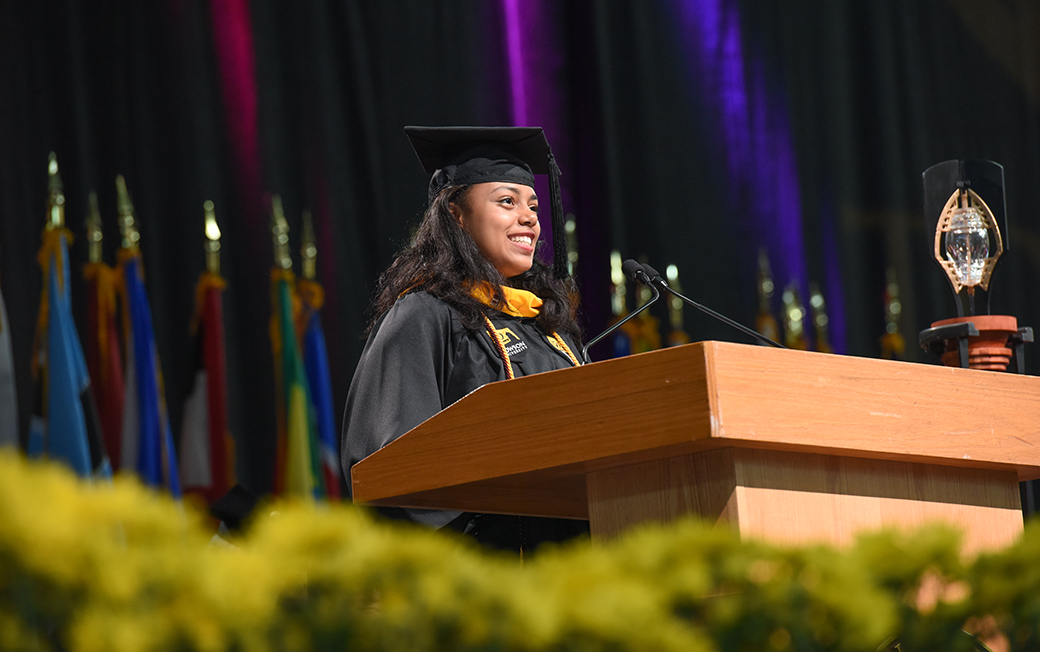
340,127 -> 588,555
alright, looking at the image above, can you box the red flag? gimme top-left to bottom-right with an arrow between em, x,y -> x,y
83,262 -> 125,466
179,272 -> 235,505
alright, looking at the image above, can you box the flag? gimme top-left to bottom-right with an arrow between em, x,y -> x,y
118,250 -> 181,496
271,270 -> 324,499
631,306 -> 661,355
297,278 -> 340,500
622,282 -> 658,355
83,261 -> 125,465
179,271 -> 235,505
0,285 -> 18,448
30,229 -> 109,477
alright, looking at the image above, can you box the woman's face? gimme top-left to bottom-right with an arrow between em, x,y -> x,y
454,182 -> 541,278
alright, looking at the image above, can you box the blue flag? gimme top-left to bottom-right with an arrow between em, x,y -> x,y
121,254 -> 181,496
301,301 -> 340,499
30,232 -> 99,477
47,244 -> 92,474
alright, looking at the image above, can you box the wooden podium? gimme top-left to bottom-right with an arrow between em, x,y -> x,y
351,342 -> 1040,553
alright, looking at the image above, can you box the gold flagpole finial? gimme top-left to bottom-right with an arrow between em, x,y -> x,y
880,268 -> 906,360
781,282 -> 808,350
809,282 -> 832,353
115,175 -> 140,250
609,249 -> 627,317
664,264 -> 691,347
666,264 -> 684,332
755,248 -> 780,343
46,152 -> 65,230
635,256 -> 652,309
86,191 -> 103,263
204,200 -> 221,275
756,248 -> 774,314
270,195 -> 292,270
300,209 -> 316,280
564,214 -> 578,277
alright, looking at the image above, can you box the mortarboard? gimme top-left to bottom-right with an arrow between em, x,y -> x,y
208,484 -> 260,532
405,126 -> 569,279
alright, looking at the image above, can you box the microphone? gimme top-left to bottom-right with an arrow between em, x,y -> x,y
641,262 -> 786,349
580,259 -> 660,363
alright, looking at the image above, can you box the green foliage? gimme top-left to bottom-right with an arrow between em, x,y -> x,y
1,452 -> 1038,651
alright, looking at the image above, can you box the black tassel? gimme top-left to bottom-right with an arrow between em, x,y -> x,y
547,151 -> 567,279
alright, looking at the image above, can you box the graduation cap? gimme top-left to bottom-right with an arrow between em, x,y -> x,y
208,484 -> 260,533
405,125 -> 569,279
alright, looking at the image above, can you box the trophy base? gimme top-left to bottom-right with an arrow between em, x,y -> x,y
931,315 -> 1018,371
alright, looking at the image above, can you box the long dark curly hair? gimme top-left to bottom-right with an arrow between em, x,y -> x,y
368,184 -> 581,341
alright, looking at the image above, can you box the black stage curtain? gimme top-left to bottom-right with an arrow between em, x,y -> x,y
2,0 -> 1038,496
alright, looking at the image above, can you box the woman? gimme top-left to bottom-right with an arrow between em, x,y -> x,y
341,126 -> 588,553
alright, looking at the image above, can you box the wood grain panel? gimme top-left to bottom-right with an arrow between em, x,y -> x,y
586,449 -> 738,538
727,449 -> 1023,553
586,447 -> 1022,551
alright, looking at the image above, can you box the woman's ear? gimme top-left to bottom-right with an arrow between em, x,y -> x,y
449,202 -> 465,229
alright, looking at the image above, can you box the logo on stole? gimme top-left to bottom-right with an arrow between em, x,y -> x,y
495,326 -> 528,356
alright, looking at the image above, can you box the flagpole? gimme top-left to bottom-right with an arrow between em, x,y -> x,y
270,196 -> 324,499
86,192 -> 102,264
83,190 -> 124,468
47,154 -> 65,230
115,175 -> 181,496
116,176 -> 142,251
300,209 -> 316,281
271,195 -> 292,272
30,154 -> 101,477
270,196 -> 291,495
181,201 -> 234,505
204,200 -> 221,275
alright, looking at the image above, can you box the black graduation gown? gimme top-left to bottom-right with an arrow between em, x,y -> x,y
341,290 -> 589,553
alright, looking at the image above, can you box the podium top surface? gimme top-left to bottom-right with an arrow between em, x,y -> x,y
351,341 -> 1040,517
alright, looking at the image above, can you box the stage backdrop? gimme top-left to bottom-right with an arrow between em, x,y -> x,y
2,0 -> 1038,496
